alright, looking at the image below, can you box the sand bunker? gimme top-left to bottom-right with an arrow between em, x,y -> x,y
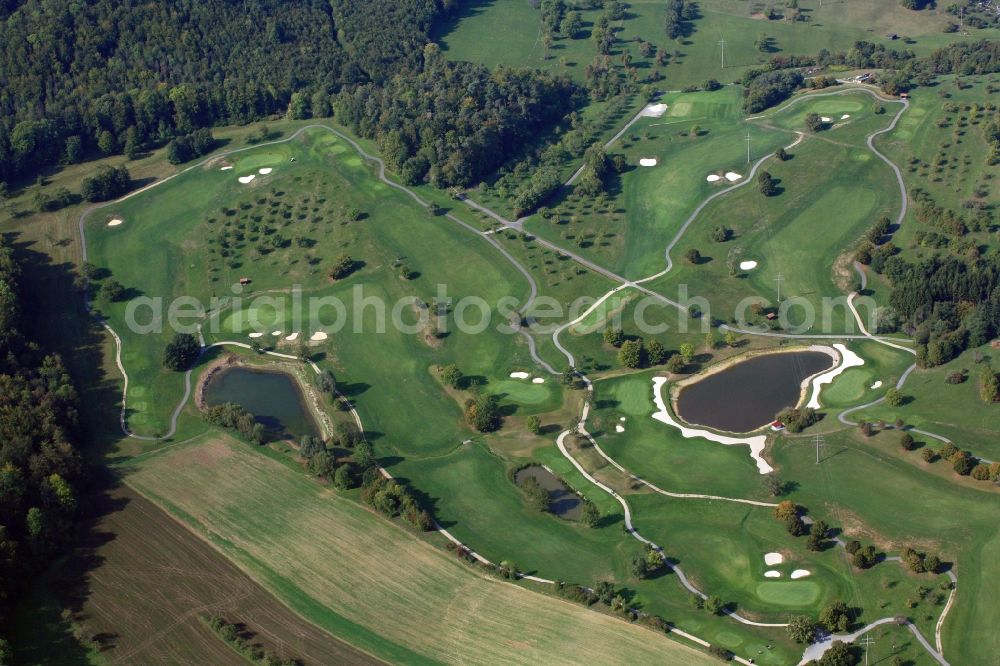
820,116 -> 832,122
651,377 -> 772,474
739,260 -> 758,271
706,174 -> 721,182
841,114 -> 851,120
259,167 -> 273,175
532,377 -> 545,384
285,332 -> 299,341
764,552 -> 784,566
615,425 -> 625,433
764,570 -> 782,578
310,331 -> 328,341
238,175 -> 256,184
509,371 -> 530,379
806,343 -> 865,409
248,332 -> 264,339
619,417 -> 626,422
725,172 -> 742,182
640,102 -> 668,118
870,380 -> 883,390
271,331 -> 282,336
791,569 -> 811,579
107,218 -> 123,227
639,158 -> 658,167
220,165 -> 233,171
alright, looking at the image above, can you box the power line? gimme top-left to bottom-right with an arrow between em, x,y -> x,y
813,434 -> 826,465
859,635 -> 875,666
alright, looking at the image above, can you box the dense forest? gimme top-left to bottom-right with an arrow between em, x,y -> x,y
0,0 -> 458,184
0,238 -> 84,648
335,47 -> 578,188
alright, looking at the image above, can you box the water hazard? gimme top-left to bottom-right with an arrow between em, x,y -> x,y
675,352 -> 833,432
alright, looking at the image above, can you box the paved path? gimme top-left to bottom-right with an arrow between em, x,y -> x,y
83,88 -> 960,665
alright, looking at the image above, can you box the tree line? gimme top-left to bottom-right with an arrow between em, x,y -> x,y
0,0 -> 460,186
741,40 -> 1000,113
0,238 -> 84,648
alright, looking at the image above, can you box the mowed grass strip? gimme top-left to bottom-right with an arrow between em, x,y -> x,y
124,435 -> 714,666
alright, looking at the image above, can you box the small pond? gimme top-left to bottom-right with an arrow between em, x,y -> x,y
203,366 -> 319,442
675,351 -> 834,433
514,465 -> 583,520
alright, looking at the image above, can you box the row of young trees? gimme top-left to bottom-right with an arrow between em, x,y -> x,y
0,238 -> 85,643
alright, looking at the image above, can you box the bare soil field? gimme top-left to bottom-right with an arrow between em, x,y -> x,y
48,484 -> 381,666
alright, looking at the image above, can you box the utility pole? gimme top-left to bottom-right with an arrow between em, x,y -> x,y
718,39 -> 727,69
745,131 -> 752,163
774,273 -> 784,303
859,635 -> 875,666
814,434 -> 826,464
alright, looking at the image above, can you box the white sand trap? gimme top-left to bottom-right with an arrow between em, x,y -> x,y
620,416 -> 626,422
706,174 -> 722,182
238,175 -> 256,184
765,552 -> 784,566
107,218 -> 123,227
259,167 -> 273,175
807,343 -> 865,409
509,371 -> 530,379
616,425 -> 625,433
639,158 -> 658,167
725,171 -> 742,182
870,380 -> 883,390
791,569 -> 811,579
764,570 -> 782,578
820,116 -> 832,122
248,332 -> 264,339
651,377 -> 772,474
271,331 -> 282,336
739,260 -> 758,271
840,114 -> 851,120
640,102 -> 668,118
310,331 -> 328,342
285,332 -> 299,341
532,377 -> 545,384
220,165 -> 233,171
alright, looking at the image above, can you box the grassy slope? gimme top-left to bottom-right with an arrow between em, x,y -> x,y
122,434 -> 715,666
438,0 -> 1000,88
774,426 -> 1000,666
650,91 -> 902,333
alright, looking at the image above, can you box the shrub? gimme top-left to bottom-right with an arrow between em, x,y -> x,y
618,339 -> 645,368
465,392 -> 501,432
82,165 -> 131,202
787,615 -> 816,643
603,327 -> 625,347
328,254 -> 357,279
441,364 -> 463,388
900,432 -> 916,450
99,279 -> 127,302
885,388 -> 905,406
162,333 -> 201,371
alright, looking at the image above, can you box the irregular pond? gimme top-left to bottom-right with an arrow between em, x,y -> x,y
514,465 -> 582,520
203,366 -> 319,442
675,351 -> 834,433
